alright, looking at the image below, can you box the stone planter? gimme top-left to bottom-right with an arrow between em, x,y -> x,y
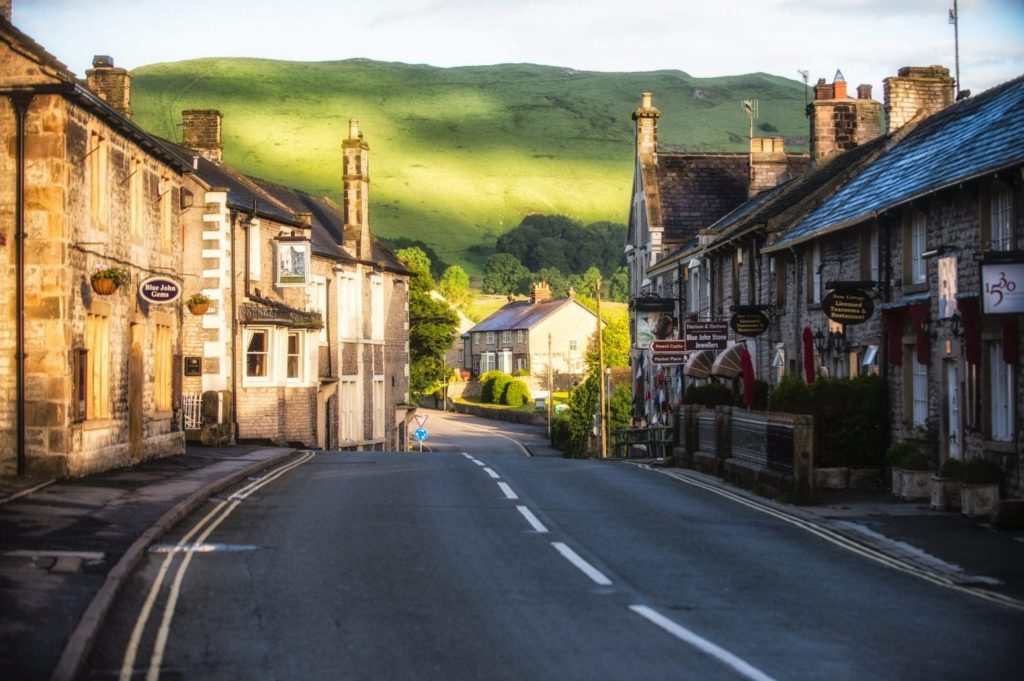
815,467 -> 850,489
961,483 -> 1000,518
91,277 -> 119,295
929,476 -> 962,511
849,468 -> 882,490
898,469 -> 931,501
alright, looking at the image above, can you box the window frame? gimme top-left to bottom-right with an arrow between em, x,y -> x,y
340,379 -> 359,443
89,130 -> 109,231
286,331 -> 303,382
911,212 -> 927,285
991,185 -> 1013,252
372,376 -> 386,440
85,314 -> 111,420
370,274 -> 385,341
338,270 -> 360,340
912,352 -> 928,427
244,328 -> 271,383
988,341 -> 1015,441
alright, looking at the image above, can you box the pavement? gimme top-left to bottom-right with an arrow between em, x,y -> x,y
0,446 -> 297,681
70,410 -> 1020,680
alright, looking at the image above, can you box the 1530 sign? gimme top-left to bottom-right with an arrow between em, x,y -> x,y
822,289 -> 874,325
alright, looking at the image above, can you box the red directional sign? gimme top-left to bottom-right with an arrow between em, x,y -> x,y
651,340 -> 686,353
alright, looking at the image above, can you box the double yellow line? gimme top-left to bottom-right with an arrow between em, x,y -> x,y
119,451 -> 316,681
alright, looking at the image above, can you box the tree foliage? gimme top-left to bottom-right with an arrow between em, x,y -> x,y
482,253 -> 530,295
438,264 -> 471,309
585,314 -> 630,373
397,248 -> 458,400
494,214 -> 626,276
380,238 -> 449,279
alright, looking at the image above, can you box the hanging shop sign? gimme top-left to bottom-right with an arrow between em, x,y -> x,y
138,276 -> 182,304
184,357 -> 202,377
981,260 -> 1024,315
730,311 -> 770,337
651,340 -> 687,353
822,289 -> 874,325
683,321 -> 728,351
651,351 -> 687,365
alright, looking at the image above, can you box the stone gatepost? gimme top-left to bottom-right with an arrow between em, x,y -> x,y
791,414 -> 816,504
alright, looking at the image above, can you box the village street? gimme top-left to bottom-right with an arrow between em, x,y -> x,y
76,411 -> 1021,681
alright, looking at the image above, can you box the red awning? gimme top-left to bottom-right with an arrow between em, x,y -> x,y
802,327 -> 815,383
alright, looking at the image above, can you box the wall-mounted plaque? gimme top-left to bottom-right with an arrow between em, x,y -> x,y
730,311 -> 769,337
822,289 -> 874,325
183,356 -> 202,376
684,321 -> 728,351
139,276 -> 181,304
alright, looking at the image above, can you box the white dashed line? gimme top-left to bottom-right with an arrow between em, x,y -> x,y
629,605 -> 777,681
551,542 -> 612,586
461,452 -> 473,460
497,482 -> 519,500
483,467 -> 500,479
474,460 -> 486,467
516,506 -> 548,533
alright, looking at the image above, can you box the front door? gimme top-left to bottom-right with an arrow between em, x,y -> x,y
129,323 -> 144,461
946,362 -> 961,460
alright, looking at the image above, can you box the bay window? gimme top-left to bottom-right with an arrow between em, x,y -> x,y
246,330 -> 269,378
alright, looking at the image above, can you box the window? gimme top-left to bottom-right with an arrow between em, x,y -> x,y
989,342 -> 1014,441
499,349 -> 512,374
129,157 -> 144,238
159,178 -> 173,250
73,348 -> 87,422
84,314 -> 110,419
911,212 -> 927,284
339,272 -> 360,339
965,361 -> 980,429
373,377 -> 385,440
246,330 -> 268,377
154,324 -> 172,412
481,352 -> 496,373
370,275 -> 384,340
991,186 -> 1013,251
309,276 -> 328,343
89,131 -> 108,230
340,380 -> 358,442
912,354 -> 928,427
569,340 -> 578,352
248,220 -> 262,279
515,357 -> 527,372
485,332 -> 496,346
457,348 -> 464,366
687,265 -> 700,314
501,330 -> 512,344
286,332 -> 302,380
807,243 -> 822,304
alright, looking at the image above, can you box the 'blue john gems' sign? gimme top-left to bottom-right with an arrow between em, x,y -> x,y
139,276 -> 182,304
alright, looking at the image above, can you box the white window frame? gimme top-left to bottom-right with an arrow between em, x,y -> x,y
338,270 -> 360,340
687,265 -> 700,314
912,213 -> 927,284
991,186 -> 1013,252
248,220 -> 262,280
373,376 -> 386,440
310,275 -> 328,343
501,330 -> 512,345
485,332 -> 496,346
912,355 -> 928,427
340,379 -> 359,442
516,329 -> 527,344
481,351 -> 496,373
869,226 -> 880,282
244,328 -> 272,385
371,274 -> 384,341
499,349 -> 512,374
989,341 -> 1015,441
568,339 -> 578,352
286,331 -> 304,383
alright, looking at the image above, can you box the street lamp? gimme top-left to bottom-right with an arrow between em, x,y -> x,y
813,328 -> 828,354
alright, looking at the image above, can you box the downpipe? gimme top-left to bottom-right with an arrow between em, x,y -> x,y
12,92 -> 33,476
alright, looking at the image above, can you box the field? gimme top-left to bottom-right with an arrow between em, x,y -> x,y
132,58 -> 808,275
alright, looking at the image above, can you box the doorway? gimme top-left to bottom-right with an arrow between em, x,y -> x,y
945,362 -> 961,460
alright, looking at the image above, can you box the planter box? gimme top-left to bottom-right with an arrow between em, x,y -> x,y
849,468 -> 882,490
961,483 -> 999,518
815,467 -> 850,489
898,469 -> 931,501
929,476 -> 962,511
891,468 -> 902,496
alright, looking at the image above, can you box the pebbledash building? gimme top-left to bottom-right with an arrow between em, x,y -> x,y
627,66 -> 1024,496
0,6 -> 412,478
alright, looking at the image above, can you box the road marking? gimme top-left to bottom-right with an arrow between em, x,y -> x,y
629,605 -> 777,681
454,421 -> 533,457
474,460 -> 486,467
119,452 -> 315,681
148,543 -> 260,554
497,481 -> 519,500
643,466 -> 1024,612
516,505 -> 548,533
461,452 -> 473,460
4,549 -> 105,562
483,467 -> 500,479
551,542 -> 612,586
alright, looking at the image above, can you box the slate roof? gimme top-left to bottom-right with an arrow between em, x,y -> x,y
469,298 -> 592,333
656,153 -> 751,243
770,74 -> 1024,250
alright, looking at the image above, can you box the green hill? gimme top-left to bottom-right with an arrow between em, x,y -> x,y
131,58 -> 809,274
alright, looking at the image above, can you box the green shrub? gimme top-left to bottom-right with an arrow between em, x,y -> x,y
682,381 -> 734,408
961,459 -> 1003,484
551,412 -> 573,452
768,373 -> 814,414
503,379 -> 532,407
938,458 -> 963,479
513,368 -> 530,377
479,370 -> 510,403
490,373 -> 513,404
736,379 -> 771,411
888,441 -> 928,470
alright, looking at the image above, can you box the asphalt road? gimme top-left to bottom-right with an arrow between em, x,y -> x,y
84,411 -> 1023,680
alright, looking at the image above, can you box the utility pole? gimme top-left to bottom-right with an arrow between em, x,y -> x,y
596,276 -> 607,459
547,333 -> 554,442
949,1 -> 961,97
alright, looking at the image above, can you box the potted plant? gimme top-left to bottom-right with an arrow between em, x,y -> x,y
888,441 -> 930,500
930,458 -> 963,511
90,266 -> 130,295
960,459 -> 1002,518
186,293 -> 211,315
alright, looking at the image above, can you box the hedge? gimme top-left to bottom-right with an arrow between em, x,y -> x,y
480,370 -> 510,403
682,381 -> 734,408
503,379 -> 532,407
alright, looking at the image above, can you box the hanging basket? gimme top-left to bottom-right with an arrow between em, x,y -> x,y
186,294 -> 211,315
91,277 -> 119,295
90,267 -> 128,296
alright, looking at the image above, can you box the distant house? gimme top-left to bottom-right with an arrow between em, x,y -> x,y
463,282 -> 602,390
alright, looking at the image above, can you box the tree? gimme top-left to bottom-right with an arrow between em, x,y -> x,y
607,266 -> 629,302
439,264 -> 471,309
482,253 -> 530,295
586,314 -> 630,372
398,248 -> 458,400
536,267 -> 569,297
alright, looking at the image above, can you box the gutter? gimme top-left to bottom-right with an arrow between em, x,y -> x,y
10,92 -> 32,476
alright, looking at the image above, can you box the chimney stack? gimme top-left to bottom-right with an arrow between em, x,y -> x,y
809,69 -> 882,165
1,1 -> 11,22
181,110 -> 223,163
883,66 -> 955,134
748,136 -> 788,197
341,119 -> 372,260
632,91 -> 661,163
530,281 -> 552,305
86,55 -> 132,118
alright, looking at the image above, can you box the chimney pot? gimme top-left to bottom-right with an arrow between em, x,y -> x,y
530,280 -> 552,304
857,84 -> 873,100
641,91 -> 653,108
348,119 -> 361,140
92,55 -> 114,68
85,55 -> 132,118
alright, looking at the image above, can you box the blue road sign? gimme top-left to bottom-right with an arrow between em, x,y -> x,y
414,427 -> 428,442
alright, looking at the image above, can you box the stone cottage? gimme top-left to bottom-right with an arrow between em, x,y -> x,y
0,15 -> 191,476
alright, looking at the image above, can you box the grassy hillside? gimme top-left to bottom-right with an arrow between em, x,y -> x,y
132,58 -> 809,275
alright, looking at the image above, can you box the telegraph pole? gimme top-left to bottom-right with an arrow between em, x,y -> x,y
596,276 -> 607,459
950,1 -> 961,97
547,333 -> 554,443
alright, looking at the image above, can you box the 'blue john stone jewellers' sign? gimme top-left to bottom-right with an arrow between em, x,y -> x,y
139,276 -> 182,304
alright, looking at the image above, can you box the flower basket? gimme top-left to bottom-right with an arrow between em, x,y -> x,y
90,267 -> 129,296
186,293 -> 211,315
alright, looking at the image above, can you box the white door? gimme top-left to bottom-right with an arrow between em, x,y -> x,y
946,363 -> 961,460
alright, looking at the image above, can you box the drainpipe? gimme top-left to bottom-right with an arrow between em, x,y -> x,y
230,210 -> 240,442
12,93 -> 32,476
879,217 -> 892,465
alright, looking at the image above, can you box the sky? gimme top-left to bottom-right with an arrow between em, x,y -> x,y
14,0 -> 1024,95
